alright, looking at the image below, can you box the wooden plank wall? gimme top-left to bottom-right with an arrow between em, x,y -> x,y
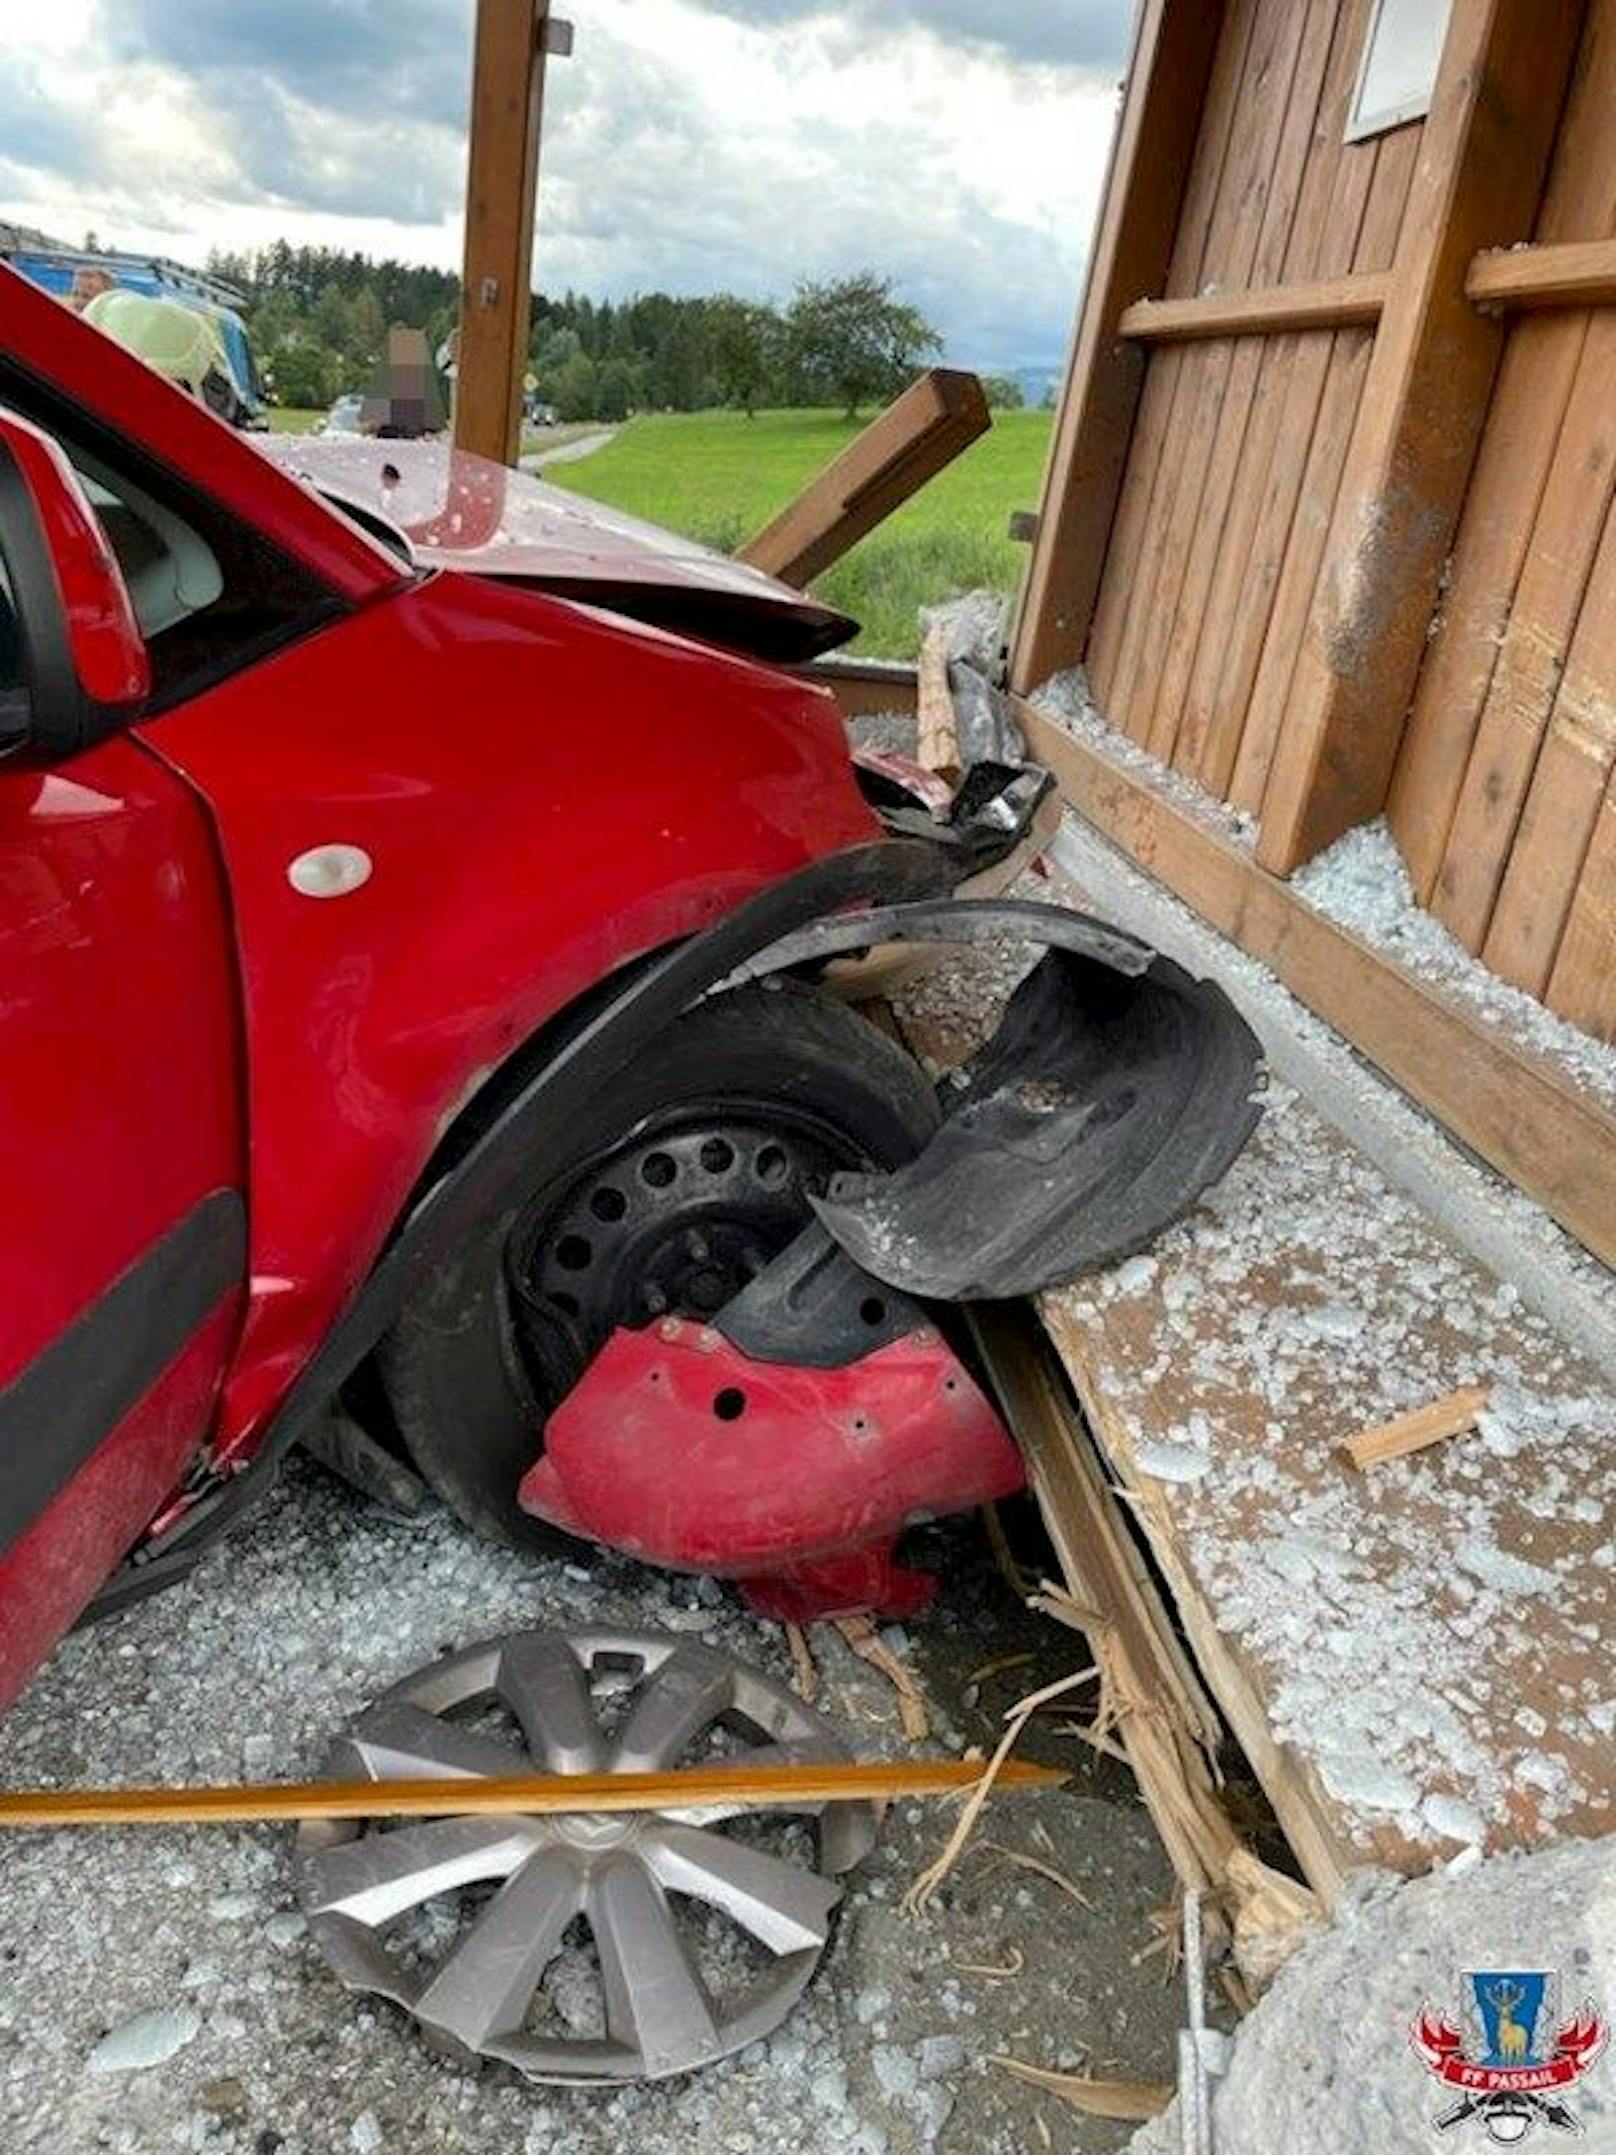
1084,0 -> 1422,812
1386,0 -> 1616,1040
1032,0 -> 1614,1046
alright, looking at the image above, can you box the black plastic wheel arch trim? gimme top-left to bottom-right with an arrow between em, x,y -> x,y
715,895 -> 1156,990
79,836 -> 963,1611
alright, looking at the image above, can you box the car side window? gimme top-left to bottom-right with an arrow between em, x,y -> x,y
74,459 -> 225,640
0,366 -> 336,713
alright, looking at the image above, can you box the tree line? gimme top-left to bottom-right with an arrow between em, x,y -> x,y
208,242 -> 1026,419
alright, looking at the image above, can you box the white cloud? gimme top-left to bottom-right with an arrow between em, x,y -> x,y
0,0 -> 1126,370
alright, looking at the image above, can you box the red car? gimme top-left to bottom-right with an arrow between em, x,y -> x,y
0,267 -> 1259,1710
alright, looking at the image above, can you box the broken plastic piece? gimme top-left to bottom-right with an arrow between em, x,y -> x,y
518,1311 -> 1023,1620
813,943 -> 1264,1300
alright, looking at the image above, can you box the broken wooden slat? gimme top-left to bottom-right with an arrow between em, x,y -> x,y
915,616 -> 961,781
738,369 -> 990,589
1468,235 -> 1616,313
1342,1383 -> 1492,1470
964,1304 -> 1244,1902
1117,269 -> 1391,344
0,1757 -> 1064,1830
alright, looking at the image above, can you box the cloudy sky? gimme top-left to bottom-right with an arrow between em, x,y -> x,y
0,0 -> 1131,372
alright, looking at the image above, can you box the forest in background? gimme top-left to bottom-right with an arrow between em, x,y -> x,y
207,241 -> 1029,419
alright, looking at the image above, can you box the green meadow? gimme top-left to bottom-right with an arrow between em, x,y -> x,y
553,406 -> 1053,657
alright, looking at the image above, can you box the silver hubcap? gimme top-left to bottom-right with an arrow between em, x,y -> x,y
296,1629 -> 878,2082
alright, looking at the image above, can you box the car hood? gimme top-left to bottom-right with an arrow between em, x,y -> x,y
259,434 -> 857,665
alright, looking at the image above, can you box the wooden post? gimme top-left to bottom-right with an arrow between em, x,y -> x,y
454,0 -> 571,467
1007,0 -> 1226,696
737,370 -> 990,588
1254,0 -> 1585,875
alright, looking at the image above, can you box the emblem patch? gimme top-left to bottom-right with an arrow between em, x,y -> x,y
1411,1968 -> 1606,2142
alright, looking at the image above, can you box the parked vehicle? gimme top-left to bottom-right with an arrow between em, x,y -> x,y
0,226 -> 266,426
318,392 -> 366,437
0,265 -> 1259,1710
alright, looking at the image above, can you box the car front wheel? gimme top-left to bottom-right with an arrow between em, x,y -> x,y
379,982 -> 940,1552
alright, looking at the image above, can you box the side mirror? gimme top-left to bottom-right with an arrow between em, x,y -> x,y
0,408 -> 150,758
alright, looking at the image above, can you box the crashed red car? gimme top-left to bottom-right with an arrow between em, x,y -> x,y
0,266 -> 1260,1710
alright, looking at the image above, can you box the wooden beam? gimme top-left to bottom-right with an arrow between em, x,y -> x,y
1342,1384 -> 1491,1469
915,616 -> 961,780
1468,235 -> 1616,312
0,1757 -> 1063,1831
964,1306 -> 1247,1902
1254,0 -> 1585,874
1015,696 -> 1616,1271
802,656 -> 918,718
1007,0 -> 1227,696
738,370 -> 989,588
1117,270 -> 1391,344
454,0 -> 567,467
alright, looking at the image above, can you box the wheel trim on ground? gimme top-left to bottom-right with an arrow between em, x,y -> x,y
296,1629 -> 878,2084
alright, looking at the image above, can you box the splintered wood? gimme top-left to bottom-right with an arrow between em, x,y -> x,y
1343,1384 -> 1492,1469
903,1665 -> 1094,1917
916,617 -> 962,782
966,1305 -> 1243,1906
833,1615 -> 929,1742
991,2058 -> 1173,2122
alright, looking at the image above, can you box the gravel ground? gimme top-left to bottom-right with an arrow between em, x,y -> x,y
0,1463 -> 1190,2155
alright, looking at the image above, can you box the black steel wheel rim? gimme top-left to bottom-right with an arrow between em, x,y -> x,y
505,1098 -> 863,1407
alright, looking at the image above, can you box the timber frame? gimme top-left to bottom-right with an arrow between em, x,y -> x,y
454,0 -> 572,466
1010,0 -> 1584,866
1016,698 -> 1616,1273
1004,0 -> 1615,1169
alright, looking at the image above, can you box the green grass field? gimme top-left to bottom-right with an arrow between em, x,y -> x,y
553,406 -> 1053,658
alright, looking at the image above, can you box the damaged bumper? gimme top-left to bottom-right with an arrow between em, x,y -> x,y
520,819 -> 1264,1618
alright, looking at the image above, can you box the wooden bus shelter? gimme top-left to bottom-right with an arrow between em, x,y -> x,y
443,0 -> 1614,1926
1013,0 -> 1616,1046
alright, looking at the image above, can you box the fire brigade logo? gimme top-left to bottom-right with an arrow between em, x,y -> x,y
1411,1969 -> 1606,2142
